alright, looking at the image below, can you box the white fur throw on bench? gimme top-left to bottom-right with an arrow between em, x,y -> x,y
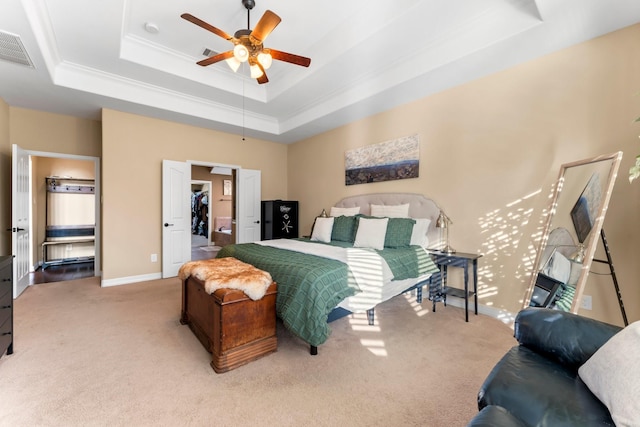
178,257 -> 273,301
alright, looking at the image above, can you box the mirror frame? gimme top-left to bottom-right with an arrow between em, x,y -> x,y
524,151 -> 623,313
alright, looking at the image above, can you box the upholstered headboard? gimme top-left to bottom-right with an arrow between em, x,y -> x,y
333,193 -> 442,248
538,227 -> 577,269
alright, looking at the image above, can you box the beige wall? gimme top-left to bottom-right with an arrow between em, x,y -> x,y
9,107 -> 101,158
289,24 -> 640,326
101,109 -> 288,281
0,98 -> 9,255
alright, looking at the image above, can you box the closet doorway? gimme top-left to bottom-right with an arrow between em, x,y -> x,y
190,180 -> 212,258
31,156 -> 97,284
11,146 -> 100,289
190,165 -> 233,261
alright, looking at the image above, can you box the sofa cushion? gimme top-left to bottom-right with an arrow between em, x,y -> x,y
478,346 -> 614,426
578,320 -> 640,427
514,308 -> 622,371
466,405 -> 527,427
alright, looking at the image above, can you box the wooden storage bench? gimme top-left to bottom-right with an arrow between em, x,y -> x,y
180,275 -> 277,373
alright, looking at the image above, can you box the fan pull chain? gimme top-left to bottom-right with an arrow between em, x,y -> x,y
242,73 -> 245,141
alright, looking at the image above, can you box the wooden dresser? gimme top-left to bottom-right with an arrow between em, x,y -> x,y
0,256 -> 13,358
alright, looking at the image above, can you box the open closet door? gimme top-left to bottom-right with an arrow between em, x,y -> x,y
11,144 -> 30,298
162,160 -> 191,278
236,169 -> 261,243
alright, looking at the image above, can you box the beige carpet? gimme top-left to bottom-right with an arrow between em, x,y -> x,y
0,277 -> 516,426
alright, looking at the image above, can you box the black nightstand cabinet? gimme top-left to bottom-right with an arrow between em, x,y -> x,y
429,251 -> 482,322
261,200 -> 299,240
0,256 -> 13,358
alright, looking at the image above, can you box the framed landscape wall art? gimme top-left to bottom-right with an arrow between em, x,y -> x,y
345,134 -> 419,185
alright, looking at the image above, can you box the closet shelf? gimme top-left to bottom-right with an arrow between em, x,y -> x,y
46,176 -> 95,194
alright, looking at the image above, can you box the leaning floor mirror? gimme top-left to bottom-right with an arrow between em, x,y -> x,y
524,151 -> 623,313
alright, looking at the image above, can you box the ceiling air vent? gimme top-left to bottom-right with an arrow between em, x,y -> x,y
0,31 -> 34,67
202,48 -> 216,57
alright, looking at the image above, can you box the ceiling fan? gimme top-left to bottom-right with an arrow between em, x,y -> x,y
181,0 -> 311,84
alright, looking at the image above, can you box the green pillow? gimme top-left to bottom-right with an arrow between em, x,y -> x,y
331,215 -> 358,242
384,217 -> 416,248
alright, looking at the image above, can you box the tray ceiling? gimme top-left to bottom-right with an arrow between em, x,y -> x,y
1,0 -> 639,143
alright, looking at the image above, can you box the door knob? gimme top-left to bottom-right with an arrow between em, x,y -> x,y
164,223 -> 174,227
254,220 -> 260,224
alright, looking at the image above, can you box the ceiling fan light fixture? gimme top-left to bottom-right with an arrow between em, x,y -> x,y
250,63 -> 264,78
181,3 -> 310,84
257,51 -> 272,69
233,44 -> 249,62
226,56 -> 241,72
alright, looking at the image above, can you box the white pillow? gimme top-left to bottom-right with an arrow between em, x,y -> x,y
410,218 -> 431,247
542,251 -> 571,284
330,206 -> 360,217
578,321 -> 640,427
370,203 -> 410,218
353,217 -> 388,250
310,217 -> 334,243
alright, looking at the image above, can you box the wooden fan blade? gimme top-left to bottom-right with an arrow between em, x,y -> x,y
197,50 -> 234,66
256,63 -> 269,84
181,13 -> 233,41
268,49 -> 311,67
250,10 -> 281,45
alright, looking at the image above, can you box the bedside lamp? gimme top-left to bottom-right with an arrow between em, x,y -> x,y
436,210 -> 455,254
569,244 -> 585,264
309,209 -> 328,237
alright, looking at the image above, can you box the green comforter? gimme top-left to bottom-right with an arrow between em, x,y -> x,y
216,242 -> 436,347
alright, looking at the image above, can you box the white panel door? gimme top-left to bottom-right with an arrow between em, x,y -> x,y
236,169 -> 261,243
162,160 -> 191,278
11,144 -> 30,298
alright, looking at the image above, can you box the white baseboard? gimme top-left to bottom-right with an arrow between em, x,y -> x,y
441,297 -> 517,326
101,272 -> 162,287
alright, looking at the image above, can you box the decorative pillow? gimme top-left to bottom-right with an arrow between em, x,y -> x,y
370,203 -> 410,218
310,217 -> 334,243
330,206 -> 360,217
410,218 -> 431,247
354,217 -> 389,250
384,218 -> 416,248
331,215 -> 358,242
578,321 -> 640,427
542,251 -> 571,284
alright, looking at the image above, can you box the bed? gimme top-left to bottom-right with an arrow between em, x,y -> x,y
210,193 -> 443,354
213,216 -> 233,247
